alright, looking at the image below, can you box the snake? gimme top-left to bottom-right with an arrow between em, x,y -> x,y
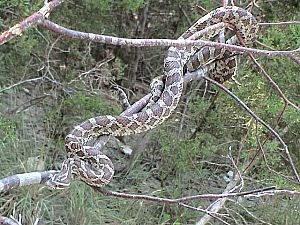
46,6 -> 258,189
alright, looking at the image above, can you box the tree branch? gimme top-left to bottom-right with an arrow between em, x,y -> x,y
40,20 -> 300,56
0,0 -> 64,45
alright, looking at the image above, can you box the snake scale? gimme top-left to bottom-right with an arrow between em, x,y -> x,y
47,6 -> 258,189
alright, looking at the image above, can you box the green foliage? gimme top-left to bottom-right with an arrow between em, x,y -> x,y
85,0 -> 144,11
146,15 -> 300,222
85,0 -> 112,11
45,91 -> 122,140
0,116 -> 19,175
258,25 -> 300,166
117,0 -> 144,10
261,0 -> 299,20
261,25 -> 300,49
0,0 -> 41,20
63,91 -> 121,119
0,116 -> 17,144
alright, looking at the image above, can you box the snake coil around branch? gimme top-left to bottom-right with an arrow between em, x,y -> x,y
46,6 -> 258,189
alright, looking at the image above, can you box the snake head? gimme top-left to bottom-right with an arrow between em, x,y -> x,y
46,173 -> 71,189
46,159 -> 73,189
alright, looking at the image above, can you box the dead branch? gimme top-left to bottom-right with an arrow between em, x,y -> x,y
93,186 -> 300,202
179,202 -> 231,225
196,170 -> 240,225
249,54 -> 300,113
40,20 -> 300,56
256,40 -> 300,65
0,0 -> 63,45
0,171 -> 56,193
258,21 -> 300,26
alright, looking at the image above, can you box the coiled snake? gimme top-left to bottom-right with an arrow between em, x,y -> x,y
47,6 -> 258,189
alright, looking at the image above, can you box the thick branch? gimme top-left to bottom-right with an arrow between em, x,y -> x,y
40,20 -> 300,56
196,173 -> 240,225
0,171 -> 56,192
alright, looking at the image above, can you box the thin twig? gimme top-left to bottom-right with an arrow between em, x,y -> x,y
0,77 -> 44,93
243,105 -> 287,176
258,21 -> 300,26
227,199 -> 273,225
256,40 -> 300,65
199,75 -> 300,182
93,186 -> 280,203
179,203 -> 231,225
248,54 -> 300,113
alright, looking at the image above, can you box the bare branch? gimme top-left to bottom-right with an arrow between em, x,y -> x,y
0,171 -> 56,192
256,40 -> 300,65
199,75 -> 300,182
227,199 -> 273,225
179,203 -> 231,225
248,54 -> 300,113
0,0 -> 64,45
258,21 -> 300,26
0,2 -> 298,223
40,20 -> 300,56
196,173 -> 239,225
93,186 -> 298,202
0,77 -> 44,93
196,152 -> 243,225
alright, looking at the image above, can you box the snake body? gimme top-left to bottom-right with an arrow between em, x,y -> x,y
184,7 -> 258,83
47,7 -> 258,189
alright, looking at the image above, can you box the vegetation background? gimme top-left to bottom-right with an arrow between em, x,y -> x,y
0,0 -> 299,224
